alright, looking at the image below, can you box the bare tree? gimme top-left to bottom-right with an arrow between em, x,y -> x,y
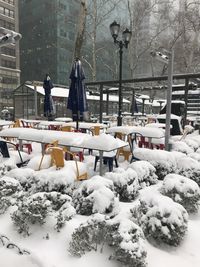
73,0 -> 87,60
83,0 -> 123,81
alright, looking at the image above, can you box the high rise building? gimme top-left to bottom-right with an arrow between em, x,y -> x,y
19,0 -> 80,85
0,0 -> 20,111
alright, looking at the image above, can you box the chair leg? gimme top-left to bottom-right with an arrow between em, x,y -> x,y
114,157 -> 118,168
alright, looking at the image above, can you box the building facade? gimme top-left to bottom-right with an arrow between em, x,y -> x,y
0,0 -> 20,112
19,0 -> 80,85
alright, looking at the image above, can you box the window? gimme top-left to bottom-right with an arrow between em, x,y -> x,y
0,7 -> 15,18
1,60 -> 16,69
1,47 -> 16,56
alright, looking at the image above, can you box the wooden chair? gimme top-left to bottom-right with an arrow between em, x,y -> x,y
60,126 -> 74,132
115,132 -> 132,161
90,126 -> 101,136
63,148 -> 88,180
38,140 -> 59,170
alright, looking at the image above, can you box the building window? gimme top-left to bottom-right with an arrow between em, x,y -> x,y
0,7 -> 15,18
1,47 -> 16,56
1,60 -> 16,69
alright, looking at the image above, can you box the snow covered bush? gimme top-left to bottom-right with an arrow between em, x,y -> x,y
106,218 -> 147,267
0,161 -> 16,178
129,160 -> 158,188
69,214 -> 147,267
176,157 -> 200,186
188,152 -> 200,162
72,175 -> 119,216
131,192 -> 188,246
133,148 -> 176,180
0,176 -> 22,214
183,138 -> 199,151
31,168 -> 76,196
171,141 -> 194,154
11,192 -> 75,235
7,168 -> 36,191
104,168 -> 140,202
69,214 -> 107,257
160,174 -> 200,213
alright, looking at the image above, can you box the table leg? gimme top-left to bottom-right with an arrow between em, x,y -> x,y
99,150 -> 103,176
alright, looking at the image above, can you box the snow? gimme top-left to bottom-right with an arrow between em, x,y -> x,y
1,128 -> 200,267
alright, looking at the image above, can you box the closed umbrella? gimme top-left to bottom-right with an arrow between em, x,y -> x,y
67,59 -> 88,130
43,74 -> 55,121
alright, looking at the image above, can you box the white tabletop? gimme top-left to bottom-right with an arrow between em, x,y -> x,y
106,125 -> 165,139
0,127 -> 127,152
0,120 -> 13,127
54,117 -> 73,122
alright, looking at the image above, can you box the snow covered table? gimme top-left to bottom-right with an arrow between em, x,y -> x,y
0,128 -> 127,175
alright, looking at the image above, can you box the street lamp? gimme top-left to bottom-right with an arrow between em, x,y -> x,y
0,27 -> 22,47
110,21 -> 131,126
151,48 -> 174,151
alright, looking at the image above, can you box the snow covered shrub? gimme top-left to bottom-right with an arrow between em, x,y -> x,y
131,192 -> 188,246
183,138 -> 199,151
0,161 -> 16,178
133,148 -> 176,180
104,168 -> 140,202
69,214 -> 147,267
0,176 -> 23,214
129,160 -> 158,188
69,214 -> 107,257
106,218 -> 147,267
171,141 -> 194,154
160,174 -> 200,213
7,168 -> 36,191
188,152 -> 200,162
12,192 -> 75,235
31,168 -> 76,196
176,157 -> 200,186
72,176 -> 119,216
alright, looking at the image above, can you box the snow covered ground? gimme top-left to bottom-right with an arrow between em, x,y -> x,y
1,132 -> 200,267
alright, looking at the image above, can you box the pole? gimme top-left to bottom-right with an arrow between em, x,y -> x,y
34,83 -> 38,118
183,78 -> 189,128
99,84 -> 103,123
106,89 -> 109,115
142,99 -> 145,115
118,42 -> 123,126
165,48 -> 174,151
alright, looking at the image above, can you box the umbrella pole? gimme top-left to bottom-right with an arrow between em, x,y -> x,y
76,110 -> 79,131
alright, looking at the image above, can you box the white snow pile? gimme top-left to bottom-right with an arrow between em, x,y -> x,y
160,173 -> 200,213
131,189 -> 188,246
129,160 -> 158,188
6,168 -> 35,190
72,175 -> 119,216
133,148 -> 177,179
104,168 -> 140,201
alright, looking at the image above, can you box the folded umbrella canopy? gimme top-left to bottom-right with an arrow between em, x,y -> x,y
67,59 -> 88,130
43,74 -> 55,120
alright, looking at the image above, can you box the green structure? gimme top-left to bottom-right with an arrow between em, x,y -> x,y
19,0 -> 79,85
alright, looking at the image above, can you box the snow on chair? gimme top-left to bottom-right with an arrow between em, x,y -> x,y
38,140 -> 59,170
63,148 -> 88,180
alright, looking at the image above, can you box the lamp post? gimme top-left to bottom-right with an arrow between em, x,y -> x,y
110,21 -> 131,126
150,48 -> 174,151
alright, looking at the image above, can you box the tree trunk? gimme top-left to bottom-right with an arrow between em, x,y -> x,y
73,0 -> 87,60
